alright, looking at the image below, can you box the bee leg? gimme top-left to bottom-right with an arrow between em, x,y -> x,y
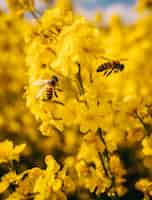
104,70 -> 108,76
54,91 -> 58,98
56,88 -> 63,92
114,69 -> 119,73
106,70 -> 113,77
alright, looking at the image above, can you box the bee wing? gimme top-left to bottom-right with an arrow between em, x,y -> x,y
56,88 -> 63,92
99,56 -> 128,62
98,56 -> 112,61
36,87 -> 44,99
33,80 -> 50,86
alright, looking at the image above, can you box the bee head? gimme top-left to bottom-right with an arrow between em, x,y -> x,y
48,75 -> 58,86
119,64 -> 124,71
51,75 -> 58,82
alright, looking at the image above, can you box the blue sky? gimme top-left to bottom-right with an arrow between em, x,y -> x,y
0,0 -> 137,23
0,0 -> 136,9
74,0 -> 137,23
74,0 -> 136,9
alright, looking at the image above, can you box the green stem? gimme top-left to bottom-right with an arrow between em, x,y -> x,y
96,128 -> 118,198
134,111 -> 152,136
76,63 -> 85,95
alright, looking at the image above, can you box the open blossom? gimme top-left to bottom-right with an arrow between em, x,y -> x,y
0,140 -> 26,164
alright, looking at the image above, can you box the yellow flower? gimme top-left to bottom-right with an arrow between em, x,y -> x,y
24,0 -> 152,198
142,136 -> 152,156
135,178 -> 152,197
0,171 -> 17,194
6,0 -> 35,14
136,0 -> 152,11
0,140 -> 26,164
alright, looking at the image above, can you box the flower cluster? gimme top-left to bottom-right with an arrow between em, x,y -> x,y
137,0 -> 152,11
0,3 -> 66,175
6,0 -> 35,14
25,0 -> 152,199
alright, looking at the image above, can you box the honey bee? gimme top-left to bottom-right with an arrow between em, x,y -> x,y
96,56 -> 126,77
33,75 -> 62,101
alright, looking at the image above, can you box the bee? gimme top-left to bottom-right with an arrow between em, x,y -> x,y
33,75 -> 62,101
96,56 -> 126,77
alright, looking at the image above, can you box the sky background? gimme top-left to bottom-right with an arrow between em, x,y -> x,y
0,0 -> 137,23
74,0 -> 137,23
74,0 -> 135,8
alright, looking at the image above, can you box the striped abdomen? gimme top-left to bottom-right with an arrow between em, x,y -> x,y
41,86 -> 53,101
97,62 -> 112,72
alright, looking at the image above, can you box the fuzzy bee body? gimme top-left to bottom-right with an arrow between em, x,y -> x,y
96,56 -> 125,77
97,61 -> 124,76
40,85 -> 53,101
97,62 -> 113,72
33,75 -> 60,101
